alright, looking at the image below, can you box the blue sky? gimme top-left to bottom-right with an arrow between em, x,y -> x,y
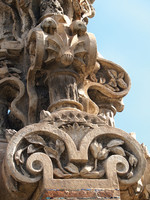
88,0 -> 150,151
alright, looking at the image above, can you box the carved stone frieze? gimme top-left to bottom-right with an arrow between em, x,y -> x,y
2,110 -> 146,199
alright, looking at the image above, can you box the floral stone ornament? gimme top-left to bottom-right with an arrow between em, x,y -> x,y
0,0 -> 149,200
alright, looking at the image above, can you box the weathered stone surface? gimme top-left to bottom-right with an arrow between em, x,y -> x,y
0,141 -> 9,200
1,111 -> 146,200
0,1 -> 149,200
40,189 -> 120,200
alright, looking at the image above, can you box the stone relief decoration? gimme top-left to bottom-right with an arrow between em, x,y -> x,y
0,0 -> 131,134
3,110 -> 146,200
0,1 -> 148,200
13,132 -> 139,180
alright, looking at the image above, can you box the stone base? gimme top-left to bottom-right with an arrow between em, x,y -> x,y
40,189 -> 120,200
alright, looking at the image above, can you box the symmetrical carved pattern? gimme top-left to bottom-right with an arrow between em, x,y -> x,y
0,1 -> 148,200
13,131 -> 139,180
3,111 -> 146,191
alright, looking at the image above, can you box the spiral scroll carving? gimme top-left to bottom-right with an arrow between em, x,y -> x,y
3,115 -> 146,192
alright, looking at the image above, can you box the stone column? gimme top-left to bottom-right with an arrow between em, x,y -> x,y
48,74 -> 83,112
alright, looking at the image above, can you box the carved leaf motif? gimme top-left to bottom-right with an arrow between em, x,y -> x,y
46,38 -> 60,52
81,171 -> 100,179
46,46 -> 59,53
127,171 -> 134,179
56,139 -> 65,156
108,69 -> 117,78
73,122 -> 79,129
118,72 -> 125,79
117,78 -> 127,89
107,139 -> 124,148
45,53 -> 57,64
74,43 -> 87,56
15,147 -> 26,165
53,168 -> 72,178
53,168 -> 64,178
105,84 -> 116,92
129,154 -> 138,167
109,78 -> 117,87
72,40 -> 85,52
81,170 -> 105,179
80,165 -> 93,175
44,146 -> 58,159
64,163 -> 79,174
27,144 -> 42,154
90,141 -> 103,159
40,110 -> 51,120
97,148 -> 109,160
25,135 -> 46,146
99,77 -> 106,84
110,146 -> 126,156
115,87 -> 120,92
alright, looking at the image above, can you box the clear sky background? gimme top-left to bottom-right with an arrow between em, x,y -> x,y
88,0 -> 150,151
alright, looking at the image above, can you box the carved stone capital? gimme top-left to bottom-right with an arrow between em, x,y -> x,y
2,110 -> 146,199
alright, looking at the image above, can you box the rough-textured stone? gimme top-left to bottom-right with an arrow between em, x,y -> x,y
40,189 -> 120,200
0,1 -> 149,200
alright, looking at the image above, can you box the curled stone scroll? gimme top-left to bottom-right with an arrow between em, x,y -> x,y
3,110 -> 146,199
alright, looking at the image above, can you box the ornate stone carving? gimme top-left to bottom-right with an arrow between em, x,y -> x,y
0,1 -> 148,200
2,110 -> 146,200
0,0 -> 131,132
